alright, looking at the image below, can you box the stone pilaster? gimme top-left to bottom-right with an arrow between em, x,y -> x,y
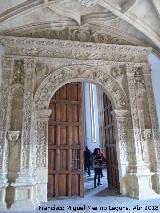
11,59 -> 39,211
7,131 -> 20,208
144,64 -> 160,194
112,110 -> 130,195
34,109 -> 51,202
0,57 -> 14,210
126,65 -> 160,199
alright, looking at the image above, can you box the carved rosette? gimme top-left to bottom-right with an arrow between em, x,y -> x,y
20,59 -> 36,170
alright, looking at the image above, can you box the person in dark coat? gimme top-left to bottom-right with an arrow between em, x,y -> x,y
84,146 -> 92,176
97,148 -> 105,177
93,148 -> 103,187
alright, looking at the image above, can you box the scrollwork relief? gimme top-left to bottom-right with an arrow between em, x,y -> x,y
34,63 -> 50,93
36,121 -> 47,167
34,65 -> 128,110
12,60 -> 24,85
115,114 -> 130,162
20,60 -> 36,169
110,65 -> 126,79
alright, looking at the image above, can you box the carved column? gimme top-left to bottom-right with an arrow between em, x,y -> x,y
34,109 -> 51,202
112,110 -> 130,195
0,57 -> 13,210
126,65 -> 159,199
11,59 -> 39,211
144,64 -> 160,193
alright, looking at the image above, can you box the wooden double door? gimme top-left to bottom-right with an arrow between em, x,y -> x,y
103,94 -> 120,190
48,82 -> 119,198
48,83 -> 84,197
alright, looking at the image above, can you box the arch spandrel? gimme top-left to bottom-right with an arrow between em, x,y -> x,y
33,65 -> 128,110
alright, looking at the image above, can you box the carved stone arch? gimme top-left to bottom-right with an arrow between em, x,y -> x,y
34,64 -> 128,111
33,64 -> 131,202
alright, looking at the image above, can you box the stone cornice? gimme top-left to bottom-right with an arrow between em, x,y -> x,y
0,36 -> 152,63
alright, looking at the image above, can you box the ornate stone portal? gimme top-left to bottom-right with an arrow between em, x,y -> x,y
0,35 -> 160,211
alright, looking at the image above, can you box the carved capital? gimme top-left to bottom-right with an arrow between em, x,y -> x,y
7,131 -> 20,143
24,59 -> 36,72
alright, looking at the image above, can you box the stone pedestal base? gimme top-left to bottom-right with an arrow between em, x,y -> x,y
10,173 -> 40,211
0,187 -> 7,211
36,167 -> 48,202
119,164 -> 129,196
152,172 -> 160,194
128,164 -> 160,199
11,199 -> 39,212
0,175 -> 8,211
0,202 -> 7,211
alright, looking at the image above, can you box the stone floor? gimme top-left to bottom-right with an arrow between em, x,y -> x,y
3,170 -> 160,213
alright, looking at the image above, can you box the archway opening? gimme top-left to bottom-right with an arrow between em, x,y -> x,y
47,82 -> 120,199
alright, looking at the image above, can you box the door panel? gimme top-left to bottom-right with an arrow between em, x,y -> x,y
48,83 -> 84,197
103,93 -> 120,190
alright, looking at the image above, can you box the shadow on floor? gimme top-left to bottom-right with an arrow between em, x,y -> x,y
94,188 -> 120,197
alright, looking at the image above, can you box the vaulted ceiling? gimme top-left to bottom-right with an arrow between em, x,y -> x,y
0,0 -> 160,56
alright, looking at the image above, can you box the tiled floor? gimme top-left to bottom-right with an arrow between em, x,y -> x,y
3,170 -> 160,213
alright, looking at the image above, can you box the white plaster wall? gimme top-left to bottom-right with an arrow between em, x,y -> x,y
148,53 -> 160,128
84,83 -> 100,152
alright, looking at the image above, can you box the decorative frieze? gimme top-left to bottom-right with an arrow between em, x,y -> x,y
0,36 -> 151,63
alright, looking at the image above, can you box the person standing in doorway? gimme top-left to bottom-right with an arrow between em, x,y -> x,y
84,146 -> 92,177
93,148 -> 103,187
98,148 -> 105,178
